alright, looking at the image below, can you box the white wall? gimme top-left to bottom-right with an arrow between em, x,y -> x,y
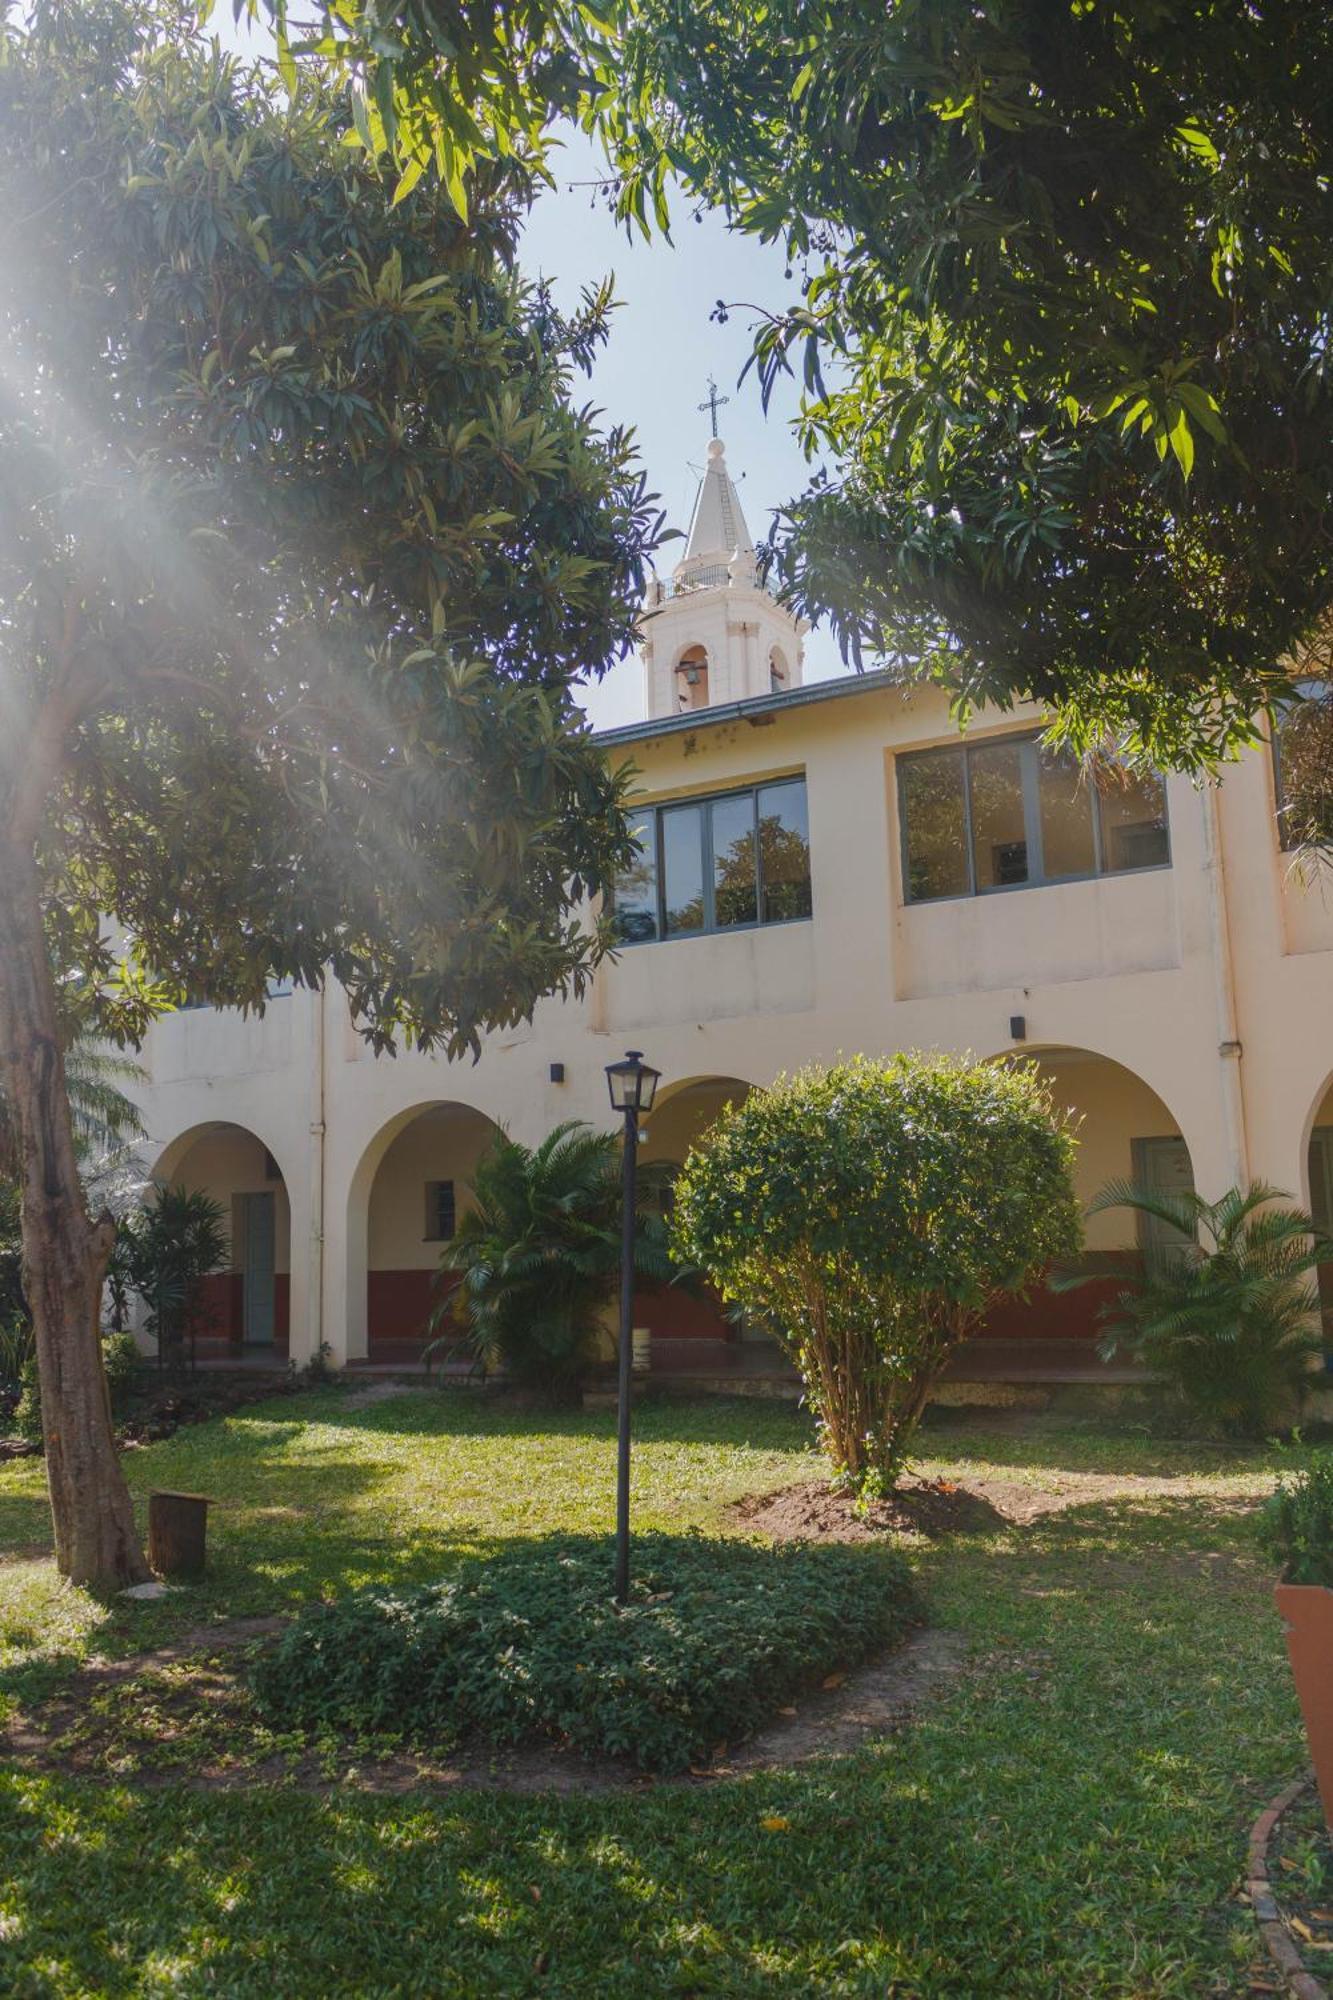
132,677 -> 1333,1363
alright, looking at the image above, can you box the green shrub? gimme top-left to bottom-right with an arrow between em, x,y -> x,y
109,1185 -> 228,1360
1058,1180 -> 1327,1438
1258,1455 -> 1333,1588
12,1330 -> 142,1446
101,1330 -> 143,1411
14,1356 -> 43,1446
670,1053 -> 1081,1496
0,1315 -> 34,1397
251,1532 -> 916,1773
431,1123 -> 679,1401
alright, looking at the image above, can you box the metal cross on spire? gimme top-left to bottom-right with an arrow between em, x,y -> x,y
698,376 -> 730,439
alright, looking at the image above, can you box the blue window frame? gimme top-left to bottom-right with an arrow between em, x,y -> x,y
899,734 -> 1171,904
612,777 -> 812,944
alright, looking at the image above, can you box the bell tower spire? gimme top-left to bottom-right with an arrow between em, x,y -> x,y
639,428 -> 807,721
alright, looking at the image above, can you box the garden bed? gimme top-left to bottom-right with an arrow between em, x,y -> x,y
2,1619 -> 964,1794
249,1531 -> 920,1775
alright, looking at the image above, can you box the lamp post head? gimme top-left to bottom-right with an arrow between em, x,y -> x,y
605,1049 -> 660,1116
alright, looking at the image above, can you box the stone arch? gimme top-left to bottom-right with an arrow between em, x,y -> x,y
981,1044 -> 1197,1343
1298,1070 -> 1333,1330
643,1073 -> 754,1167
639,1074 -> 757,1355
674,642 -> 711,712
342,1099 -> 505,1362
145,1120 -> 297,1354
1299,1066 -> 1333,1200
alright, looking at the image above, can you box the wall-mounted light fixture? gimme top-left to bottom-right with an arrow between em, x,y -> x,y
1009,1015 -> 1027,1042
549,1062 -> 565,1084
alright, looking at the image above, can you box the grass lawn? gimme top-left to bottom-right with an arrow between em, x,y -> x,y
0,1387 -> 1312,1996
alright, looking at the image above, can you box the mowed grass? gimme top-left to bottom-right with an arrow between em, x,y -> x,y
0,1388 -> 1314,1997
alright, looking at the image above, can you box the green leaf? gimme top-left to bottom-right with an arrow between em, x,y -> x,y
1167,405 -> 1194,477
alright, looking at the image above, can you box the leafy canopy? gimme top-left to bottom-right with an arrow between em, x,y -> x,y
0,0 -> 659,1055
305,0 -> 1333,769
670,1054 -> 1081,1491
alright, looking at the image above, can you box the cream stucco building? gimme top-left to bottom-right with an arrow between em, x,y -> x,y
131,436 -> 1333,1373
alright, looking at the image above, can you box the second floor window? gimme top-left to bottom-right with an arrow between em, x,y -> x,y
612,776 -> 812,944
1273,683 -> 1333,851
899,734 -> 1170,904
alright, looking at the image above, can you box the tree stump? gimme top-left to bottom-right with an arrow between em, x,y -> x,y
148,1490 -> 210,1579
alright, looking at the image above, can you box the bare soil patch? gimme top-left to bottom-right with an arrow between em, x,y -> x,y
732,1466 -> 1236,1541
733,1478 -> 1009,1541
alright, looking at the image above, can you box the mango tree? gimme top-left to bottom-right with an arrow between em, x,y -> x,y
0,1 -> 656,1588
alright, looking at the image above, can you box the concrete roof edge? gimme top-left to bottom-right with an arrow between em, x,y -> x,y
591,668 -> 902,750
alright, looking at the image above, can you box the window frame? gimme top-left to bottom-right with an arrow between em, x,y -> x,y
423,1178 -> 457,1243
614,775 -> 813,946
1271,678 -> 1328,852
897,732 -> 1172,906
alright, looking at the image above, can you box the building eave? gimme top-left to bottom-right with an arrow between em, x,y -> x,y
591,668 -> 901,750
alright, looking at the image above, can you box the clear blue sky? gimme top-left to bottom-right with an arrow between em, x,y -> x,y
213,13 -> 850,729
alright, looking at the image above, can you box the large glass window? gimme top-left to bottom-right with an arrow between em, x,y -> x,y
1037,743 -> 1097,880
712,793 -> 758,928
899,751 -> 969,902
661,803 -> 705,935
612,778 -> 812,943
757,781 -> 813,922
900,734 -> 1171,903
613,810 -> 659,944
1273,684 -> 1333,851
1097,764 -> 1170,873
969,740 -> 1029,890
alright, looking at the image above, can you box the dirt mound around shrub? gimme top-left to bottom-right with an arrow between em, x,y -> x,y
733,1463 -> 1236,1540
733,1478 -> 1011,1542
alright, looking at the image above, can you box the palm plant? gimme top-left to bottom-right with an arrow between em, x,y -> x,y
109,1186 -> 229,1360
427,1122 -> 683,1401
0,1043 -> 146,1182
1058,1180 -> 1329,1437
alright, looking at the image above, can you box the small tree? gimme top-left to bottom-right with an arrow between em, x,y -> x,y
431,1122 -> 677,1401
670,1054 -> 1081,1495
108,1186 -> 229,1363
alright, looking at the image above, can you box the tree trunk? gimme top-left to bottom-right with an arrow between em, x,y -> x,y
0,841 -> 149,1590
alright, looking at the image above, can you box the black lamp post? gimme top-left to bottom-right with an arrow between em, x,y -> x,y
605,1048 -> 661,1605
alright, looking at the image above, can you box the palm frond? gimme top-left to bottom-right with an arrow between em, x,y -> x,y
1085,1176 -> 1329,1436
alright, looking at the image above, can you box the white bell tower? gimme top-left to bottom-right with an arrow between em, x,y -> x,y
639,429 -> 808,722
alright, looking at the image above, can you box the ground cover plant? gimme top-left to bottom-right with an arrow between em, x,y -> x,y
670,1053 -> 1081,1495
252,1531 -> 914,1772
0,1386 -> 1320,1994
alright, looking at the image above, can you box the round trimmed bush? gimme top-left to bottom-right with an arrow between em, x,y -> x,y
251,1532 -> 917,1773
669,1053 -> 1082,1496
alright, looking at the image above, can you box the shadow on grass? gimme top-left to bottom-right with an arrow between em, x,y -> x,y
916,1401 -> 1293,1481
0,1461 -> 1304,2000
284,1383 -> 822,1454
